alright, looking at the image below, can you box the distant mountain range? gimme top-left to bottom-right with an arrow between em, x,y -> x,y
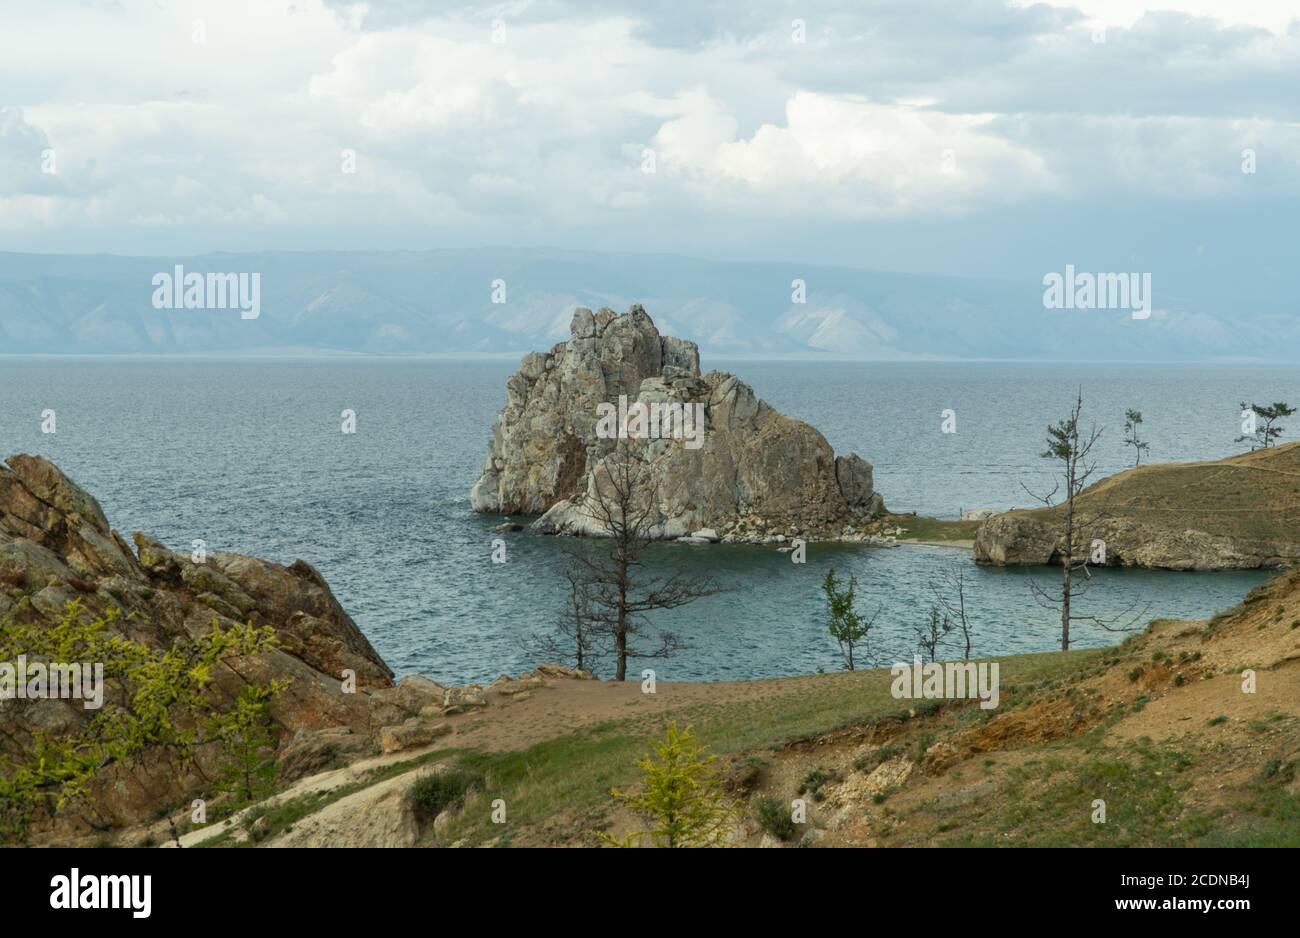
0,248 -> 1293,360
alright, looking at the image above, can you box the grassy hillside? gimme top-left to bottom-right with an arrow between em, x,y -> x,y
167,564 -> 1300,850
1007,440 -> 1300,543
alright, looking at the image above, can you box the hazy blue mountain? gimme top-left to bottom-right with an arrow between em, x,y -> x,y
0,248 -> 1289,360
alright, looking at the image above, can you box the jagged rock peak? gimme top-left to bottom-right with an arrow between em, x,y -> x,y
469,304 -> 884,542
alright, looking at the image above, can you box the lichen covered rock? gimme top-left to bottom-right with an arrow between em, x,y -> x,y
0,454 -> 401,841
470,305 -> 884,541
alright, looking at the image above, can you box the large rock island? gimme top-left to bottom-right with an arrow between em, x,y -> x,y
469,304 -> 884,542
974,441 -> 1300,570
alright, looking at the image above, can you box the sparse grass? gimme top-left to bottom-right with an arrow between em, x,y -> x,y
855,744 -> 900,773
909,731 -> 937,764
754,796 -> 797,841
798,767 -> 841,802
1198,758 -> 1300,847
194,748 -> 457,848
889,516 -> 980,543
189,639 -> 1255,850
1001,441 -> 1300,543
412,765 -> 485,822
424,647 -> 1105,846
949,740 -> 1201,847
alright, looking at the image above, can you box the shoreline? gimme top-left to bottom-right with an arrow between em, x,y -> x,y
896,538 -> 975,550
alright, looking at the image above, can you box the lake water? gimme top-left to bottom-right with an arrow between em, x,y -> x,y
2,358 -> 1292,683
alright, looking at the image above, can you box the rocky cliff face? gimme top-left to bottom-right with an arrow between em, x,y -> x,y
974,442 -> 1300,570
470,304 -> 883,541
0,455 -> 426,840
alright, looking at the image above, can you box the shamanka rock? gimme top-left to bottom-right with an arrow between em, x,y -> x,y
469,304 -> 884,541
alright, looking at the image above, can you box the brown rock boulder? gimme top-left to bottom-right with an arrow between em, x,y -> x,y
0,454 -> 396,842
379,718 -> 451,754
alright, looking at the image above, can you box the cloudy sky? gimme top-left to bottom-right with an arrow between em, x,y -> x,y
2,0 -> 1297,290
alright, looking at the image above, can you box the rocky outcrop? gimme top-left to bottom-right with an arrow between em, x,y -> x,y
470,304 -> 884,542
0,454 -> 412,840
266,768 -> 428,848
974,442 -> 1300,570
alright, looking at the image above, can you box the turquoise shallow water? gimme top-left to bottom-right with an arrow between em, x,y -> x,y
1,358 -> 1289,682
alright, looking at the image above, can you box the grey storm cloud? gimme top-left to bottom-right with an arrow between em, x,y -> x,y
1,0 -> 1297,271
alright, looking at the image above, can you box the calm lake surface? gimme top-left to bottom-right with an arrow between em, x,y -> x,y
3,358 -> 1292,682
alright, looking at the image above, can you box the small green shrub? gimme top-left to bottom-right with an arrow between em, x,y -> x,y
855,744 -> 899,774
754,796 -> 796,841
914,699 -> 943,717
798,767 -> 841,802
412,766 -> 485,821
604,722 -> 738,848
910,731 -> 937,764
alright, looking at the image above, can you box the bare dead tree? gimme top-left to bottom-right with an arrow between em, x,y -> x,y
929,567 -> 974,659
528,563 -> 605,675
563,443 -> 722,681
1021,390 -> 1144,650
